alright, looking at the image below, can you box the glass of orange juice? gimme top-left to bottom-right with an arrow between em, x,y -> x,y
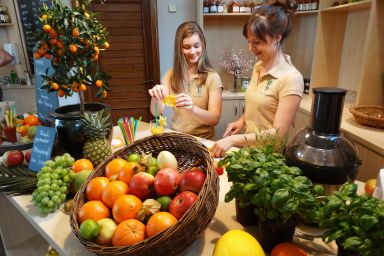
162,95 -> 176,108
150,119 -> 164,135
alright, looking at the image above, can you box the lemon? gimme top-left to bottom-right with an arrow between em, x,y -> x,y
213,230 -> 265,256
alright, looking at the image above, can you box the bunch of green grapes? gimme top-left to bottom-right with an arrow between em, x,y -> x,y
32,153 -> 76,215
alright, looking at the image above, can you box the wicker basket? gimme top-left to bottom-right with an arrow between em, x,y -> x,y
349,105 -> 384,129
70,132 -> 219,256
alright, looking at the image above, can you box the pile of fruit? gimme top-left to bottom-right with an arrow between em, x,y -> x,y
16,114 -> 41,144
76,151 -> 207,246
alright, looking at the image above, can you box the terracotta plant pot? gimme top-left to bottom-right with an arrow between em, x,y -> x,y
47,103 -> 112,159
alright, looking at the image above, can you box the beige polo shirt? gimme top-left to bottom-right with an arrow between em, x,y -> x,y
162,69 -> 223,140
244,55 -> 303,133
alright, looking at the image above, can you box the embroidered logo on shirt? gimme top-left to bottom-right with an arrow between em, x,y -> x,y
265,80 -> 272,91
196,84 -> 204,96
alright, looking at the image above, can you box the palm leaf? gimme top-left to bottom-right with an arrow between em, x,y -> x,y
0,164 -> 37,195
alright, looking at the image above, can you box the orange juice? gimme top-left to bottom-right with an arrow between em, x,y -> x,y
162,95 -> 176,108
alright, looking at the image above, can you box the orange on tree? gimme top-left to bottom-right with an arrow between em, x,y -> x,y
270,242 -> 308,256
80,83 -> 87,91
101,180 -> 129,208
43,24 -> 51,32
145,212 -> 177,238
72,158 -> 94,173
78,200 -> 110,224
86,177 -> 110,201
34,52 -> 42,59
102,91 -> 107,98
44,53 -> 51,59
112,194 -> 142,223
112,219 -> 145,246
72,27 -> 80,37
105,158 -> 128,179
104,42 -> 110,49
95,80 -> 103,88
118,162 -> 141,184
58,89 -> 65,97
69,44 -> 77,53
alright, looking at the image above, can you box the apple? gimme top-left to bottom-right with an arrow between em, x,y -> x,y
169,191 -> 198,219
95,218 -> 117,246
179,169 -> 206,193
214,160 -> 224,176
24,149 -> 32,164
365,178 -> 377,195
129,172 -> 155,200
154,168 -> 181,196
2,150 -> 24,167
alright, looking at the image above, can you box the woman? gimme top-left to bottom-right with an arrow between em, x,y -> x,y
148,21 -> 222,140
210,0 -> 303,157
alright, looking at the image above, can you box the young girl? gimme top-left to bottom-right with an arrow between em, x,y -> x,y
211,0 -> 303,157
148,21 -> 222,140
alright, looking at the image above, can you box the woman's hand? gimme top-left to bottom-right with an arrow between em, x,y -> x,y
223,118 -> 244,137
210,136 -> 237,158
175,93 -> 194,112
148,84 -> 169,101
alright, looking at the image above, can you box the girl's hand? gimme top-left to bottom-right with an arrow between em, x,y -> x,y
223,118 -> 244,137
148,84 -> 169,101
175,93 -> 194,111
210,136 -> 236,158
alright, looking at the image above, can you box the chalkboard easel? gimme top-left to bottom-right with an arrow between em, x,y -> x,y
17,0 -> 52,74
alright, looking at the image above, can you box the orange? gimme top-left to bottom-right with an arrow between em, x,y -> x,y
101,180 -> 129,208
58,90 -> 65,97
34,52 -> 42,59
112,194 -> 142,223
118,162 -> 141,184
86,177 -> 110,201
52,82 -> 59,90
104,42 -> 110,49
43,24 -> 51,32
72,158 -> 94,173
69,44 -> 77,53
105,158 -> 128,178
23,115 -> 39,126
112,219 -> 145,246
80,84 -> 87,91
44,53 -> 51,59
72,28 -> 80,37
78,200 -> 110,224
145,212 -> 177,238
271,242 -> 308,256
95,80 -> 103,88
16,125 -> 30,136
102,91 -> 107,98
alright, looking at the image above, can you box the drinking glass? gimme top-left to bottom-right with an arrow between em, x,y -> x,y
150,119 -> 164,135
3,125 -> 17,143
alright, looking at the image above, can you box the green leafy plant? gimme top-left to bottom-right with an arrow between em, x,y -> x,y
319,181 -> 384,256
34,0 -> 110,113
219,144 -> 323,223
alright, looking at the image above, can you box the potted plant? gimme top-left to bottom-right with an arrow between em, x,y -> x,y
219,143 -> 323,253
33,0 -> 112,159
318,181 -> 384,256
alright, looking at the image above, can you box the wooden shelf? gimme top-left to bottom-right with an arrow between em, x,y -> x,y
203,13 -> 251,17
322,0 -> 372,12
0,23 -> 12,26
296,10 -> 319,15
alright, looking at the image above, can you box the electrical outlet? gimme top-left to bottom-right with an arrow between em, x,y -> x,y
168,4 -> 176,13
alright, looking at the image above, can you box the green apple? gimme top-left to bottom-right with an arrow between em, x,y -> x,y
20,136 -> 33,144
74,169 -> 92,192
95,218 -> 117,246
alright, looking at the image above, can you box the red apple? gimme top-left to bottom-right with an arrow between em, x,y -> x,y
129,172 -> 155,200
214,160 -> 224,176
2,150 -> 24,167
169,191 -> 198,219
24,149 -> 32,164
179,169 -> 206,193
154,168 -> 181,196
365,179 -> 377,196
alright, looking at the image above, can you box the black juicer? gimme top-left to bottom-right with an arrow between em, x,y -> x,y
285,87 -> 361,189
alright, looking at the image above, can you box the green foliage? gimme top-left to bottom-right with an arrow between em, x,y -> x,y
220,144 -> 323,223
319,181 -> 384,255
34,0 -> 110,100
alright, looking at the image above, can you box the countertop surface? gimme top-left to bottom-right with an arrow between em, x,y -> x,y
0,123 -> 352,256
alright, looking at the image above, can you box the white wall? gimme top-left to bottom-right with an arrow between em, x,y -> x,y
157,0 -> 197,78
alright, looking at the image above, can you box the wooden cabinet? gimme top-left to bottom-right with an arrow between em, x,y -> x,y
215,92 -> 245,139
197,0 -> 383,105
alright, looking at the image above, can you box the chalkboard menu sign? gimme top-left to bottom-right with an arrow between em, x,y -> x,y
34,58 -> 59,124
17,0 -> 52,73
29,126 -> 56,172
